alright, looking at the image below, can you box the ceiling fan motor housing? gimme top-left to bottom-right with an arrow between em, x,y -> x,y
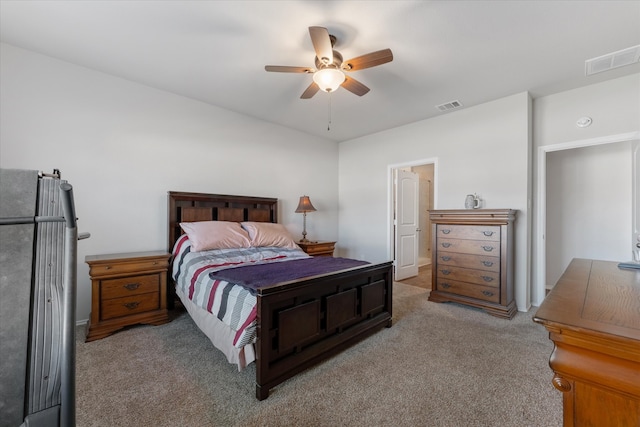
315,50 -> 343,69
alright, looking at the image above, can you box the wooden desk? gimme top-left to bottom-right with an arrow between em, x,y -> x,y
533,258 -> 640,426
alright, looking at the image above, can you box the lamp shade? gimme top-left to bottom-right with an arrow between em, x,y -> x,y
295,196 -> 316,213
312,68 -> 345,92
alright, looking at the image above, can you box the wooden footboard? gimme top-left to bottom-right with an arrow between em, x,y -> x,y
255,261 -> 393,400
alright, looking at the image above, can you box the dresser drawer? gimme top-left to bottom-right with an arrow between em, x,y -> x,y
88,258 -> 169,278
436,251 -> 500,272
101,292 -> 160,320
101,274 -> 160,300
436,278 -> 500,303
437,238 -> 500,256
436,266 -> 499,287
436,225 -> 500,241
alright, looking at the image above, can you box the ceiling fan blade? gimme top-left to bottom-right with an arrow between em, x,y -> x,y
265,65 -> 314,73
309,26 -> 333,65
342,48 -> 393,71
341,76 -> 370,96
300,82 -> 320,99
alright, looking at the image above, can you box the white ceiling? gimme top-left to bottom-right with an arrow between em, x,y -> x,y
1,1 -> 639,142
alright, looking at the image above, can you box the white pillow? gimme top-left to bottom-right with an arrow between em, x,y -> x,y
241,222 -> 299,249
179,221 -> 251,252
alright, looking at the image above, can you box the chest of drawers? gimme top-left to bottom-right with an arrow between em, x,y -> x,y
85,251 -> 171,341
428,209 -> 517,319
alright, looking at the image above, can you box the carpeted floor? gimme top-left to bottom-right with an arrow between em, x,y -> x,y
397,265 -> 432,289
75,282 -> 562,426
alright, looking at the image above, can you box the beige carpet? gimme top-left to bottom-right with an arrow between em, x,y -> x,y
76,282 -> 562,426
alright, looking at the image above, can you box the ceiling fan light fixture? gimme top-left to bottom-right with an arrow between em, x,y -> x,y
313,67 -> 345,92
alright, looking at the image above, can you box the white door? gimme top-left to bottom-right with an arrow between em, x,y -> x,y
395,169 -> 419,280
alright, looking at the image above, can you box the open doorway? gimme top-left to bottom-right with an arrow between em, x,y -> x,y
546,141 -> 635,287
534,131 -> 640,305
413,164 -> 435,267
389,159 -> 437,286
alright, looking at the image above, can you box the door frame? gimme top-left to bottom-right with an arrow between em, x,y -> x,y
387,158 -> 439,270
534,131 -> 640,306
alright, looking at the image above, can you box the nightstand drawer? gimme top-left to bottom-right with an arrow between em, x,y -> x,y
101,292 -> 160,320
101,274 -> 160,300
298,241 -> 336,257
88,258 -> 169,278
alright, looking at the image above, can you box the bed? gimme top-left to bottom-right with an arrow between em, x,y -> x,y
167,191 -> 393,400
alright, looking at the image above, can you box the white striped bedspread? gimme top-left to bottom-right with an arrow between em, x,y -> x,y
171,234 -> 310,348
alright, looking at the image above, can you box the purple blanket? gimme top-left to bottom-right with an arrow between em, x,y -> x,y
208,257 -> 369,294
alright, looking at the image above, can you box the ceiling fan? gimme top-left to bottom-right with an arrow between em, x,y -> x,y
265,26 -> 393,99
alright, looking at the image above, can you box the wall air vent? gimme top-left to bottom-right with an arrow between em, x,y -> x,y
436,100 -> 463,112
585,45 -> 640,76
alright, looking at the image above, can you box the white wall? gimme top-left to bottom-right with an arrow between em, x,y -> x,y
0,43 -> 339,323
532,73 -> 640,304
338,93 -> 532,311
534,74 -> 640,146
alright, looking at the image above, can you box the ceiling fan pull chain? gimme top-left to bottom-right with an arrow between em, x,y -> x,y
327,92 -> 332,131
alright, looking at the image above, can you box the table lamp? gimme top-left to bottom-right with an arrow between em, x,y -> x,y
295,195 -> 316,243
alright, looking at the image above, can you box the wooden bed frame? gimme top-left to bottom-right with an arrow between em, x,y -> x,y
167,191 -> 393,400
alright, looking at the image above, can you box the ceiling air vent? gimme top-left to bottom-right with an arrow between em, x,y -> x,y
436,100 -> 463,112
585,45 -> 640,76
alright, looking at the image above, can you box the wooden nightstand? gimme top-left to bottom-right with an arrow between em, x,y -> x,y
297,241 -> 336,257
85,250 -> 171,342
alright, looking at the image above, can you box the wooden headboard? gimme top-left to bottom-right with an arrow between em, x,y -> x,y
167,191 -> 278,252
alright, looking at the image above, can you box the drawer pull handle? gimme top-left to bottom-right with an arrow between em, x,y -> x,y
124,302 -> 140,310
441,229 -> 451,234
440,256 -> 452,262
124,283 -> 140,291
481,261 -> 494,267
483,231 -> 494,237
441,243 -> 452,248
482,246 -> 494,252
482,290 -> 494,297
481,276 -> 494,282
104,266 -> 111,270
440,269 -> 451,275
440,283 -> 451,289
